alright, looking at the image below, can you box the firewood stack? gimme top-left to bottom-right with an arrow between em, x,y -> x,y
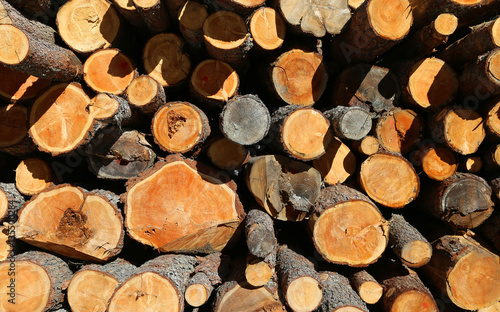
0,0 -> 500,311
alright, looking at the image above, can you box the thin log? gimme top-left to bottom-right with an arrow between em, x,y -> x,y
206,137 -> 249,171
459,48 -> 500,100
245,208 -> 277,259
349,270 -> 383,304
352,135 -> 380,156
389,214 -> 432,267
323,106 -> 372,141
178,0 -> 208,52
125,75 -> 166,115
317,271 -> 368,312
245,252 -> 276,287
88,93 -> 133,126
185,272 -> 214,307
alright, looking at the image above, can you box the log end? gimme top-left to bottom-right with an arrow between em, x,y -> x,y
434,13 -> 458,36
191,59 -> 239,102
401,240 -> 432,267
368,0 -> 412,40
185,284 -> 209,307
250,7 -> 286,51
359,280 -> 383,304
0,25 -> 29,65
286,276 -> 323,312
15,158 -> 52,195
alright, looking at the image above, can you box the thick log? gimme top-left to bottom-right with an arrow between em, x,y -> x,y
124,154 -> 245,253
125,75 -> 166,115
190,59 -> 239,105
352,135 -> 380,156
56,0 -> 121,54
0,182 -> 24,222
206,137 -> 249,171
0,24 -> 82,81
376,108 -> 423,154
459,48 -> 500,100
422,235 -> 500,310
246,251 -> 276,287
0,64 -> 51,102
245,154 -> 322,221
15,158 -> 53,195
88,93 -> 133,126
67,258 -> 136,312
317,271 -> 368,312
389,214 -> 432,267
276,0 -> 351,37
416,145 -> 458,181
324,106 -> 372,141
359,152 -> 420,208
151,101 -> 210,154
133,0 -> 169,34
245,208 -> 277,259
178,0 -> 208,52
349,270 -> 383,304
0,251 -> 73,312
185,272 -> 214,307
312,137 -> 357,185
309,184 -> 389,266
249,7 -> 286,51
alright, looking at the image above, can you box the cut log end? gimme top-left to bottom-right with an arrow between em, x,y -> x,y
185,284 -> 209,307
441,107 -> 485,155
376,108 -> 422,154
207,138 -> 249,171
286,276 -> 323,312
0,104 -> 28,149
0,24 -> 29,65
434,13 -> 458,36
313,137 -> 357,185
420,147 -> 457,181
126,76 -> 160,108
368,0 -> 412,40
490,49 -> 500,80
178,1 -> 208,31
464,156 -> 483,173
15,158 -> 52,195
353,136 -> 380,156
401,241 -> 433,267
203,11 -> 248,51
245,258 -> 275,287
391,290 -> 438,312
68,270 -> 119,312
358,281 -> 383,304
191,59 -> 239,102
250,7 -> 286,51
88,93 -> 121,120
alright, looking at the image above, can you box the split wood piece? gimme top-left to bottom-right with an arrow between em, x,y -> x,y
270,49 -> 327,106
331,0 -> 412,64
178,0 -> 208,53
57,0 -> 121,54
108,254 -> 197,312
486,97 -> 500,138
0,182 -> 24,221
152,101 -> 210,154
84,49 -> 136,95
332,64 -> 400,113
431,106 -> 485,155
143,33 -> 191,87
245,154 -> 322,221
422,235 -> 500,310
0,0 -> 55,43
15,158 -> 52,195
88,93 -> 132,126
376,108 -> 423,154
211,0 -> 265,14
67,258 -> 136,312
249,7 -> 286,51
323,106 -> 372,141
0,225 -> 10,262
462,156 -> 483,173
417,146 -> 458,180
111,0 -> 145,29
206,137 -> 249,171
0,65 -> 51,102
277,0 -> 351,37
0,251 -> 72,312
220,94 -> 271,145
246,252 -> 276,287
126,75 -> 166,115
309,184 -> 389,266
352,135 -> 380,156
124,154 -> 245,253
389,214 -> 432,268
133,0 -> 169,34
401,57 -> 458,111
404,13 -> 458,59
381,268 -> 439,312
276,245 -> 322,312
4,0 -> 55,24
190,59 -> 239,105
185,272 -> 214,307
271,105 -> 333,161
87,128 -> 156,180
0,104 -> 30,152
0,24 -> 82,81
349,270 -> 383,304
419,172 -> 494,229
15,185 -> 125,262
476,213 -> 500,252
29,83 -> 96,156
459,48 -> 500,100
438,17 -> 500,67
203,11 -> 251,67
245,208 -> 277,259
359,152 -> 420,208
317,271 -> 368,312
312,137 -> 357,185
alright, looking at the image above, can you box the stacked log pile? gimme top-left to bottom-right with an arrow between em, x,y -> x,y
0,0 -> 500,311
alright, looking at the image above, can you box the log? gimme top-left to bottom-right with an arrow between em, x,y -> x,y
194,252 -> 231,286
459,48 -> 500,100
0,24 -> 82,81
332,64 -> 400,113
430,106 -> 486,155
107,254 -> 197,312
185,272 -> 214,307
67,258 -> 136,312
422,235 -> 500,310
376,108 -> 423,154
87,127 -> 156,180
4,0 -> 56,24
0,182 -> 24,221
245,154 -> 322,221
83,49 -> 137,95
0,104 -> 31,154
245,208 -> 277,259
0,64 -> 51,102
143,33 -> 191,87
312,137 -> 357,185
220,94 -> 271,146
317,271 -> 368,312
359,152 -> 420,208
349,270 -> 383,304
438,16 -> 500,68
270,48 -> 328,106
309,184 -> 389,266
331,0 -> 412,64
206,137 -> 249,171
269,105 -> 333,161
15,185 -> 125,262
88,93 -> 133,126
400,57 -> 458,111
0,251 -> 73,312
124,154 -> 245,253
178,0 -> 208,52
416,145 -> 458,180
419,172 -> 494,229
15,158 -> 53,195
151,101 -> 210,154
211,0 -> 265,14
276,245 -> 323,312
249,7 -> 286,51
352,135 -> 380,156
133,0 -> 169,34
190,59 -> 239,105
246,252 -> 276,287
389,214 -> 432,268
323,106 -> 372,141
56,0 -> 121,54
462,155 -> 483,173
486,97 -> 500,138
125,75 -> 166,115
28,83 -> 97,156
111,0 -> 145,29
276,0 -> 351,37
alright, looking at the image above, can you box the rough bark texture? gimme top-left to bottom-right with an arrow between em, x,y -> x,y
246,251 -> 276,287
389,214 -> 432,267
349,270 -> 383,304
178,0 -> 208,53
317,271 -> 368,312
133,0 -> 169,34
0,182 -> 24,221
245,208 -> 277,259
5,0 -> 56,24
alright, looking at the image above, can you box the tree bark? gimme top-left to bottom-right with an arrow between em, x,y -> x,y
389,214 -> 432,267
88,93 -> 133,127
246,251 -> 276,287
349,270 -> 383,304
178,0 -> 208,53
185,272 -> 214,307
317,271 -> 368,312
245,208 -> 277,259
0,182 -> 24,222
133,0 -> 169,34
